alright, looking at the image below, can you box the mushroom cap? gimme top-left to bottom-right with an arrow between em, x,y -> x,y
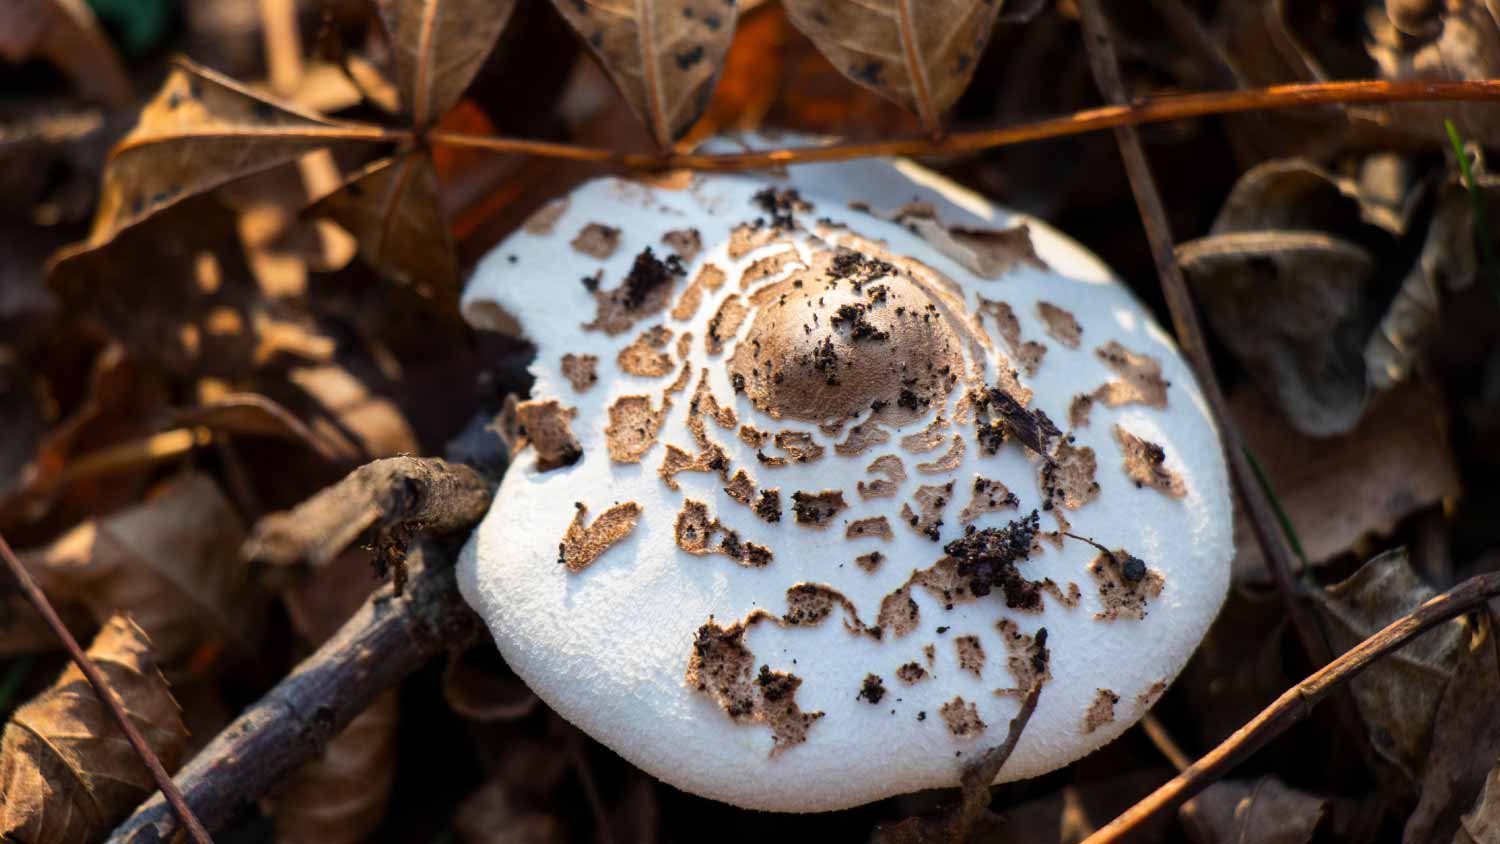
458,156 -> 1232,812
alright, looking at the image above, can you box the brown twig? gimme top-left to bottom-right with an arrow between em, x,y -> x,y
429,78 -> 1500,171
1081,570 -> 1500,843
106,539 -> 480,843
0,531 -> 214,844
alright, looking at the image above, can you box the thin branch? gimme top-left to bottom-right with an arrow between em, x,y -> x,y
0,531 -> 214,844
1081,570 -> 1500,843
429,78 -> 1500,171
1140,712 -> 1192,773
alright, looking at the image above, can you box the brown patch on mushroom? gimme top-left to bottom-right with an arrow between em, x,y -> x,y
916,435 -> 966,474
959,476 -> 1019,524
790,490 -> 847,527
1040,580 -> 1081,609
675,330 -> 692,361
759,430 -> 825,467
724,470 -> 756,505
858,455 -> 907,500
739,250 -> 804,290
727,222 -> 784,259
782,583 -> 876,637
674,500 -> 774,568
659,442 -> 730,491
994,621 -> 1051,697
1040,440 -> 1100,511
1092,341 -> 1169,409
939,696 -> 987,738
513,399 -> 583,470
818,418 -> 849,437
1083,689 -> 1119,734
835,420 -> 891,457
570,222 -> 621,258
662,227 -> 701,263
857,673 -> 886,704
977,297 -> 1046,376
560,353 -> 598,392
522,197 -> 568,235
558,501 -> 642,573
1137,679 -> 1169,708
617,325 -> 675,377
1037,302 -> 1082,349
846,516 -> 893,541
855,551 -> 885,572
932,511 -> 1047,611
686,617 -> 824,756
1068,393 -> 1096,428
754,489 -> 781,523
900,481 -> 954,541
900,414 -> 949,454
687,371 -> 736,447
738,424 -> 769,448
583,248 -> 685,335
923,644 -> 936,666
1088,549 -> 1165,621
877,586 -> 921,637
1113,425 -> 1186,497
605,395 -> 669,463
896,662 -> 928,685
972,384 -> 1059,457
670,263 -> 726,321
955,635 -> 985,678
705,295 -> 749,356
1042,507 -> 1071,550
665,360 -> 693,395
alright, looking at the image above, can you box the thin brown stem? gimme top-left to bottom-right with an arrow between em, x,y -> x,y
430,79 -> 1500,171
1140,712 -> 1192,772
0,531 -> 214,844
1081,571 -> 1500,843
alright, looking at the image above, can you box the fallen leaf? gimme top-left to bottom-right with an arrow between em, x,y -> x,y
443,646 -> 539,722
1459,765 -> 1500,844
1308,548 -> 1464,785
377,0 -> 519,127
1367,0 -> 1500,146
0,615 -> 188,843
263,689 -> 399,844
168,392 -> 344,461
21,473 -> 264,668
549,0 -> 740,146
0,0 -> 132,107
306,148 -> 458,299
287,365 -> 419,461
1179,777 -> 1329,844
782,0 -> 1003,134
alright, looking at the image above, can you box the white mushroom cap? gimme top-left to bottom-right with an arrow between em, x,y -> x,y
457,154 -> 1232,813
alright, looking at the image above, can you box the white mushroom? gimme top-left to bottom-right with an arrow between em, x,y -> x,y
457,155 -> 1232,812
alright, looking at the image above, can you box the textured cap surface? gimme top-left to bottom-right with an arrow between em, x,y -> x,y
457,155 -> 1232,812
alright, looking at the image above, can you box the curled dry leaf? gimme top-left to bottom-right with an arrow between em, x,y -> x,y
0,615 -> 188,844
1179,777 -> 1329,844
1460,765 -> 1500,844
443,646 -> 539,722
168,392 -> 343,461
21,472 -> 262,667
1308,548 -> 1463,785
0,0 -> 132,107
377,0 -> 519,127
549,0 -> 740,146
263,689 -> 399,844
1367,0 -> 1500,145
782,0 -> 1003,134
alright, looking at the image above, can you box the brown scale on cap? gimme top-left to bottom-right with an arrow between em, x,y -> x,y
522,196 -> 568,235
570,222 -> 620,258
512,399 -> 583,471
687,371 -> 737,448
896,662 -> 928,685
724,470 -> 756,505
877,585 -> 921,637
659,442 -> 730,491
583,247 -> 686,335
675,500 -> 773,568
1041,580 -> 1082,609
835,420 -> 891,457
1114,425 -> 1186,497
1083,689 -> 1120,734
705,295 -> 749,356
738,424 -> 769,448
959,476 -> 1020,524
790,490 -> 847,527
1084,341 -> 1170,420
754,489 -> 782,523
955,635 -> 986,678
857,674 -> 887,704
664,360 -> 693,395
782,583 -> 879,638
725,247 -> 970,428
846,516 -> 893,541
1039,440 -> 1100,511
900,414 -> 949,454
924,644 -> 937,666
977,297 -> 1046,376
670,263 -> 726,321
662,227 -> 702,263
560,353 -> 598,392
995,621 -> 1051,697
855,551 -> 885,572
1037,301 -> 1082,349
617,325 -> 675,377
939,697 -> 987,738
1137,679 -> 1169,709
685,617 -> 824,756
916,435 -> 967,474
1068,394 -> 1095,429
558,502 -> 642,573
727,223 -> 786,259
605,395 -> 670,463
758,431 -> 825,467
1087,548 -> 1165,621
740,250 -> 806,290
901,481 -> 954,541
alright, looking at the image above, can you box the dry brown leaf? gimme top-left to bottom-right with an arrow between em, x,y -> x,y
169,392 -> 344,461
550,0 -> 740,146
287,365 -> 419,461
443,646 -> 540,722
378,0 -> 519,126
1367,0 -> 1500,145
51,58 -> 386,264
307,149 -> 458,299
1459,765 -> 1500,844
0,0 -> 132,107
782,0 -> 1003,133
263,689 -> 399,844
0,615 -> 188,843
1229,381 -> 1461,584
21,473 -> 264,667
1309,548 -> 1463,785
1179,777 -> 1329,844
